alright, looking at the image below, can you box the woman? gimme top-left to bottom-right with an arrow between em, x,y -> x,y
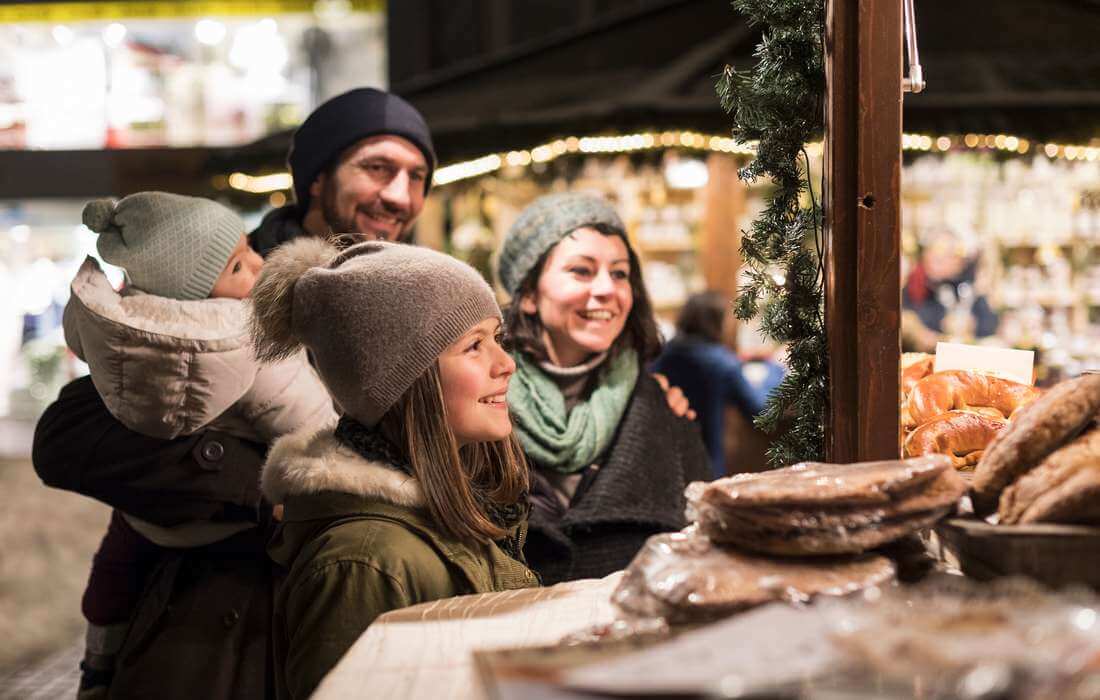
250,238 -> 538,699
497,192 -> 711,585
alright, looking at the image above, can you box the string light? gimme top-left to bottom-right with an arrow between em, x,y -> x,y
223,130 -> 1099,193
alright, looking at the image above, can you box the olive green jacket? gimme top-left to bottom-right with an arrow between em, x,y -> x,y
262,427 -> 537,700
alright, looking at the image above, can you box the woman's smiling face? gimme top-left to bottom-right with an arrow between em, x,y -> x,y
520,227 -> 634,367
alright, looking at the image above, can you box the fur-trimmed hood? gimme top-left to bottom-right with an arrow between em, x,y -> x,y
261,425 -> 425,508
64,256 -> 336,441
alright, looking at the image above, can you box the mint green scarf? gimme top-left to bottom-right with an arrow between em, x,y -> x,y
508,350 -> 639,474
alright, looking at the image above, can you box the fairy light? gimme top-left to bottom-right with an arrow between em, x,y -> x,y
223,130 -> 1100,193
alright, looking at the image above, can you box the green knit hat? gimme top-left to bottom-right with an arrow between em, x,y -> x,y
497,192 -> 626,297
83,192 -> 245,301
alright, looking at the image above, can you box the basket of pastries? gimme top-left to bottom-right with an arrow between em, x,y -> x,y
900,353 -> 1041,472
935,371 -> 1100,587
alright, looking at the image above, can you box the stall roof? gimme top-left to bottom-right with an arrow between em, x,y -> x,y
389,0 -> 1100,162
3,0 -> 1098,200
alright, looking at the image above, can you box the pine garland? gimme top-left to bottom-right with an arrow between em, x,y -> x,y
717,0 -> 826,467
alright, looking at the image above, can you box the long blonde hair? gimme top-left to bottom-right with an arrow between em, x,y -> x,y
377,363 -> 528,543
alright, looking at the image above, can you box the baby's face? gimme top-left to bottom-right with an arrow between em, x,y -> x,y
210,234 -> 264,299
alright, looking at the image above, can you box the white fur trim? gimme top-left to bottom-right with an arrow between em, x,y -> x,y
261,425 -> 425,507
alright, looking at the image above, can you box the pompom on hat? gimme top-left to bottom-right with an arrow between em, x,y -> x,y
250,238 -> 501,427
84,192 -> 245,301
496,192 -> 626,298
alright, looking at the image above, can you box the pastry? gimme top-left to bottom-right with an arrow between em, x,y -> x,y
998,428 -> 1100,525
972,373 -> 1100,514
903,410 -> 1006,470
612,530 -> 896,623
905,370 -> 1040,428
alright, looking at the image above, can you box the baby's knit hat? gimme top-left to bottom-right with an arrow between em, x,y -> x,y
83,192 -> 244,301
496,192 -> 625,298
250,238 -> 501,427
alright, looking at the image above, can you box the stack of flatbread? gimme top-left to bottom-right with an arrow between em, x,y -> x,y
971,372 -> 1100,523
690,455 -> 967,556
612,530 -> 896,623
613,456 -> 966,623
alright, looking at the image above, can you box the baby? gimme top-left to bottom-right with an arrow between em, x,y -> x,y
63,191 -> 335,696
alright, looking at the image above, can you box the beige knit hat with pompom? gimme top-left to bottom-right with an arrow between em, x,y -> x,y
250,238 -> 501,427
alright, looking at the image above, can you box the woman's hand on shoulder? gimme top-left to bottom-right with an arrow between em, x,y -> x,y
651,373 -> 696,421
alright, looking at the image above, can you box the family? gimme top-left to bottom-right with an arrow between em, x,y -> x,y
33,87 -> 713,700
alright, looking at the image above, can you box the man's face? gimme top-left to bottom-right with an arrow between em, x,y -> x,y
310,134 -> 428,242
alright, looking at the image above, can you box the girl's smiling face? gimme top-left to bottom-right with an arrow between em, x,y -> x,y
437,317 -> 515,446
520,227 -> 634,367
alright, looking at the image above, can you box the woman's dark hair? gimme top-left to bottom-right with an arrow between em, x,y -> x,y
502,223 -> 662,363
675,291 -> 729,344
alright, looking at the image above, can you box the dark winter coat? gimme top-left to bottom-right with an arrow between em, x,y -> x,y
32,376 -> 276,699
524,372 -> 712,584
262,427 -> 537,700
32,222 -> 305,699
249,204 -> 309,257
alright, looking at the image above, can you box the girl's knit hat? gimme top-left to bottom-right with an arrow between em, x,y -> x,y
496,192 -> 625,298
83,192 -> 244,301
250,238 -> 501,427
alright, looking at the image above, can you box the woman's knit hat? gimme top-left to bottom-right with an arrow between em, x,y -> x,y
497,192 -> 626,298
250,238 -> 501,427
83,192 -> 244,301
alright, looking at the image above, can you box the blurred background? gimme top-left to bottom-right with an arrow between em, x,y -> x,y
1,0 -> 1099,690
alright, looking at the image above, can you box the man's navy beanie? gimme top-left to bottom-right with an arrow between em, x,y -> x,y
287,88 -> 437,211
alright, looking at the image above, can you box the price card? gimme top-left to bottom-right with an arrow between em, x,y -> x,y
934,342 -> 1035,385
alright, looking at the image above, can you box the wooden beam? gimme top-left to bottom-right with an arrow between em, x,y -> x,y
823,0 -> 902,462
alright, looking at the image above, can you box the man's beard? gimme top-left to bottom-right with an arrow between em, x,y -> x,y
319,178 -> 414,246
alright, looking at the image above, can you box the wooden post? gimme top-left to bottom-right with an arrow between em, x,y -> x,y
701,153 -> 745,304
823,0 -> 902,462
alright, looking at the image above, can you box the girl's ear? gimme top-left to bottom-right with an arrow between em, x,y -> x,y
519,292 -> 538,315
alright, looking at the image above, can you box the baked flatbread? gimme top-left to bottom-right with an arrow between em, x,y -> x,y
699,455 -> 953,509
612,531 -> 896,623
972,373 -> 1100,514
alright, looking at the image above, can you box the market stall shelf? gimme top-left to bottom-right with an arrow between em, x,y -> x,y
935,518 -> 1100,588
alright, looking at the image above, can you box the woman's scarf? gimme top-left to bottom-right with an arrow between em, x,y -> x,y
333,415 -> 528,533
508,349 -> 639,474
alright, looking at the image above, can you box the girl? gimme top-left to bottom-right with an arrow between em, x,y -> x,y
250,238 -> 537,700
497,192 -> 712,585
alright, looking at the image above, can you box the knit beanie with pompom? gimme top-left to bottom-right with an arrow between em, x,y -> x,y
83,192 -> 245,301
250,238 -> 501,427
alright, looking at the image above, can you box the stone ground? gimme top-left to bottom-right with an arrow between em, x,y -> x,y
0,642 -> 81,699
0,444 -> 108,699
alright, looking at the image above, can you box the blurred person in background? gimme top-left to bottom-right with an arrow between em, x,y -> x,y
902,228 -> 999,352
653,291 -> 780,478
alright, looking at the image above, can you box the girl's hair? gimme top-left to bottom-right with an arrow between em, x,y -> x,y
502,223 -> 662,364
376,363 -> 528,543
675,291 -> 729,344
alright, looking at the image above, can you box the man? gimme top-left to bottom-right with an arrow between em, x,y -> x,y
34,87 -> 436,700
250,87 -> 436,253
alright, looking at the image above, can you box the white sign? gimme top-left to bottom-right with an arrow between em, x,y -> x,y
934,342 -> 1035,385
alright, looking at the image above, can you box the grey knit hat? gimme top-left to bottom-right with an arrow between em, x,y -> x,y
497,192 -> 626,297
250,238 -> 501,427
83,192 -> 244,301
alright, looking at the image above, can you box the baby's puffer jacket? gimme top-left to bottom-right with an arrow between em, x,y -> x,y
63,256 -> 336,442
